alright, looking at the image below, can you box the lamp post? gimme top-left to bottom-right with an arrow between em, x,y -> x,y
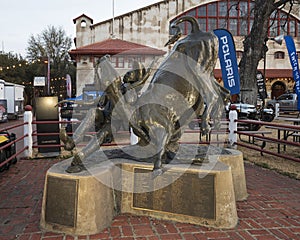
262,34 -> 284,105
47,55 -> 50,95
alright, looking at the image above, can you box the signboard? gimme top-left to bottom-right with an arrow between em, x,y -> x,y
284,35 -> 300,110
34,77 -> 46,87
66,74 -> 72,98
213,29 -> 241,95
256,70 -> 267,100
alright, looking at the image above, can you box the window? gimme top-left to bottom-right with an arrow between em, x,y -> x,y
229,19 -> 238,35
236,51 -> 243,58
274,51 -> 285,59
208,4 -> 217,17
269,20 -> 278,37
80,20 -> 87,28
269,10 -> 299,37
111,56 -> 124,68
128,56 -> 145,68
170,0 -> 300,37
229,1 -> 238,17
208,18 -> 217,31
219,2 -> 227,17
187,9 -> 196,17
290,20 -> 296,37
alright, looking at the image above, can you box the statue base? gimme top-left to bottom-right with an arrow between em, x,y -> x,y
40,148 -> 246,235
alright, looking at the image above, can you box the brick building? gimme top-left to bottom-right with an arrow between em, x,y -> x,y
71,0 -> 300,100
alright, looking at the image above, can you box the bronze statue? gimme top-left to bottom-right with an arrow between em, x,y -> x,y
60,16 -> 230,176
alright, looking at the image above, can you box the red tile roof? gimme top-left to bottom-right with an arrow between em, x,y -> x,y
69,38 -> 166,56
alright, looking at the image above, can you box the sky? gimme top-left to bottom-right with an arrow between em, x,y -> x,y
0,0 -> 160,58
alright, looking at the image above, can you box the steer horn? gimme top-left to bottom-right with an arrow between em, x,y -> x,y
171,16 -> 200,34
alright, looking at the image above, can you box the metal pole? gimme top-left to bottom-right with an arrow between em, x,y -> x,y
228,108 -> 238,148
263,38 -> 268,109
112,0 -> 115,38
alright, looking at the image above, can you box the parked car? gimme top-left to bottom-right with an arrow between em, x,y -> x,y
267,93 -> 298,112
228,102 -> 275,126
227,103 -> 257,119
259,107 -> 275,122
188,102 -> 274,131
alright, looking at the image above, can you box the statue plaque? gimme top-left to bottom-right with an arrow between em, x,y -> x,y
45,176 -> 78,227
133,168 -> 216,219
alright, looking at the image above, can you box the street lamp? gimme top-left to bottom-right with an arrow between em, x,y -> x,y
269,34 -> 285,45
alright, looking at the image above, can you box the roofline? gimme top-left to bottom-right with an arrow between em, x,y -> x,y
69,49 -> 165,56
73,14 -> 94,24
91,1 -> 165,28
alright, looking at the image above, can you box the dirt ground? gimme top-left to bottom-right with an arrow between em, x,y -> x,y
178,113 -> 300,180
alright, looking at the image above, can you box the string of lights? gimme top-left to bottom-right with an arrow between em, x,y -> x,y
0,59 -> 45,71
0,59 -> 67,82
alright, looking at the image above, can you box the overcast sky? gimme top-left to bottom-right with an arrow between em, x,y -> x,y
0,0 -> 160,58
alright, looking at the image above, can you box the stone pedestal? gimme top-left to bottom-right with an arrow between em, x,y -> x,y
40,148 -> 246,235
218,149 -> 248,201
40,160 -> 116,235
121,160 -> 238,228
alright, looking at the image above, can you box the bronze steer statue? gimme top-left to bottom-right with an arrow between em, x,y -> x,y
61,16 -> 230,176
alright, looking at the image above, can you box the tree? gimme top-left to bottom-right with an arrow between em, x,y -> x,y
0,52 -> 26,84
239,0 -> 300,105
27,25 -> 72,63
0,52 -> 46,105
27,26 -> 75,98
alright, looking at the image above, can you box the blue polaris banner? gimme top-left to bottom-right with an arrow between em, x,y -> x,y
213,29 -> 240,95
284,35 -> 300,110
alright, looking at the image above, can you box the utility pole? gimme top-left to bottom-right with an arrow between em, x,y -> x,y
111,0 -> 115,38
1,41 -> 4,54
47,55 -> 50,95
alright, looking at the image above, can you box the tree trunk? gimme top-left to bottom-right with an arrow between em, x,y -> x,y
239,0 -> 275,105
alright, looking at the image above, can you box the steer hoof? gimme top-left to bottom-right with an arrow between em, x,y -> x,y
66,164 -> 85,173
65,152 -> 86,173
60,129 -> 75,151
201,127 -> 211,136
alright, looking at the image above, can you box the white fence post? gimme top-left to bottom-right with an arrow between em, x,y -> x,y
24,105 -> 33,158
275,103 -> 280,119
228,108 -> 238,149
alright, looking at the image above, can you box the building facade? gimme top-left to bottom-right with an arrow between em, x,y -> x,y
72,0 -> 300,100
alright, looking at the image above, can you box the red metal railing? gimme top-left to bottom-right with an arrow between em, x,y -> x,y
0,122 -> 28,169
235,118 -> 300,163
1,109 -> 299,171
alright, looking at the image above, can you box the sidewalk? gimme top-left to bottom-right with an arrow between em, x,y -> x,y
0,157 -> 300,240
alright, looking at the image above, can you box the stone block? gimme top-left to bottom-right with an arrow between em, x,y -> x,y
40,148 -> 245,234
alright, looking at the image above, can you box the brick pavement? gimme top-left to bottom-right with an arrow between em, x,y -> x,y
0,158 -> 300,240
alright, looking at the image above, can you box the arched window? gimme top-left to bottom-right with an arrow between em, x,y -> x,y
236,51 -> 243,58
274,51 -> 285,59
170,0 -> 300,37
80,20 -> 87,28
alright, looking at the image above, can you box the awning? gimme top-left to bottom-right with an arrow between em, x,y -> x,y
214,69 -> 294,79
